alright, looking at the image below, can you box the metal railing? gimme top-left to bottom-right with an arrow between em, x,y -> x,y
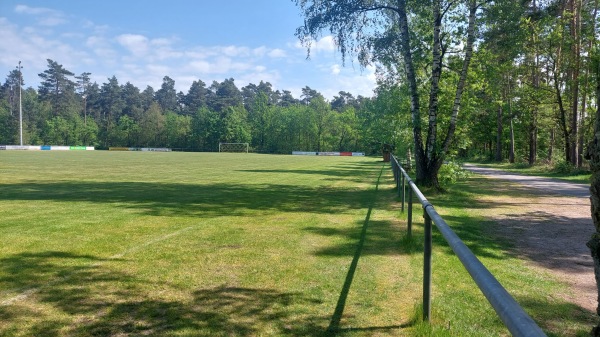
390,155 -> 546,337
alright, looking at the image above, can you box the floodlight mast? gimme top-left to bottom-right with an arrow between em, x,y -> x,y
17,61 -> 23,146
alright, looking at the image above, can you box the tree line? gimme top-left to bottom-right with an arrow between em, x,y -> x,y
0,59 -> 398,154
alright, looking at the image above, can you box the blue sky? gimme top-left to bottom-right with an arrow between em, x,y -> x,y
0,1 -> 377,100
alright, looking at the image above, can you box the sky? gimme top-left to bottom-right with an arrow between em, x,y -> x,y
0,1 -> 378,100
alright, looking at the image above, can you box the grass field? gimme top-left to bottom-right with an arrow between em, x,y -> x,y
0,151 -> 594,336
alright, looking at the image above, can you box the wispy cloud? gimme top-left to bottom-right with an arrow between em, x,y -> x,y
14,5 -> 67,26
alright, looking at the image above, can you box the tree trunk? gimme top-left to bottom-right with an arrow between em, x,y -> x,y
529,123 -> 537,165
509,118 -> 515,163
496,104 -> 503,161
396,0 -> 426,184
549,128 -> 555,162
425,0 -> 443,166
569,0 -> 581,166
440,0 -> 477,157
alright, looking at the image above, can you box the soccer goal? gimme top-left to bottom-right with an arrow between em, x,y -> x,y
218,142 -> 249,153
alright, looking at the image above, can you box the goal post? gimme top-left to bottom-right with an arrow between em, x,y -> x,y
218,142 -> 249,153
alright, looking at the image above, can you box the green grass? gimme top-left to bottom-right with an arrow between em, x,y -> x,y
0,151 -> 594,336
468,161 -> 591,184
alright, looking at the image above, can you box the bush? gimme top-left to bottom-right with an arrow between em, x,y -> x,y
552,160 -> 590,175
439,160 -> 470,188
552,160 -> 575,174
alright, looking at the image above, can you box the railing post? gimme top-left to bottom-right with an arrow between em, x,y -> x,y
423,207 -> 432,322
398,167 -> 402,196
401,172 -> 405,212
407,188 -> 413,237
392,160 -> 397,188
393,161 -> 398,190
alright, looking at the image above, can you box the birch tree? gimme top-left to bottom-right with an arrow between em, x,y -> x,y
294,0 -> 482,188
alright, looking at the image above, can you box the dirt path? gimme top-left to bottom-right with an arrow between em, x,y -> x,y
464,165 -> 596,312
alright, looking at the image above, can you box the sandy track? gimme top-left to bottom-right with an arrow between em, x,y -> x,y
464,165 -> 596,312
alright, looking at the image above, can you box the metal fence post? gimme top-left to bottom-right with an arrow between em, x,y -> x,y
423,207 -> 432,322
394,162 -> 398,190
392,161 -> 398,189
401,172 -> 405,212
407,188 -> 413,237
398,167 -> 402,196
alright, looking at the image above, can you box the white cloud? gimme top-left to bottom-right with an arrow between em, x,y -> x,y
268,48 -> 287,58
14,5 -> 67,26
295,35 -> 337,55
116,34 -> 149,57
331,64 -> 341,75
86,36 -> 117,60
221,45 -> 250,57
252,46 -> 268,57
147,64 -> 171,75
314,36 -> 336,52
330,64 -> 377,98
189,60 -> 212,73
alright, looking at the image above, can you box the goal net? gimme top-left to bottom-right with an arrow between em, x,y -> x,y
218,142 -> 249,153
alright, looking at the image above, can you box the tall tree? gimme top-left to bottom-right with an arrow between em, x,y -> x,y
75,72 -> 91,125
2,69 -> 22,117
155,76 -> 178,113
182,80 -> 208,115
121,82 -> 143,119
38,59 -> 77,117
99,76 -> 124,146
209,78 -> 242,112
295,0 -> 481,188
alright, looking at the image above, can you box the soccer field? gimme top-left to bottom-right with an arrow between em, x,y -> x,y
0,151 -> 418,336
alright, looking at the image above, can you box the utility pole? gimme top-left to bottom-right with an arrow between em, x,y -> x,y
17,61 -> 23,146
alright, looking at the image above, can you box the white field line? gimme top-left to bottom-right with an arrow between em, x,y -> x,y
0,226 -> 194,306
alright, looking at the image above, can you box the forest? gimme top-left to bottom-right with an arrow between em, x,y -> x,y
0,61 -> 380,154
0,0 -> 598,170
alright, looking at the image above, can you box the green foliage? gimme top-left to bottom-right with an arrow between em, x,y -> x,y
438,160 -> 470,188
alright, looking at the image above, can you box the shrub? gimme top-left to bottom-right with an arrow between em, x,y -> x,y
439,160 -> 470,188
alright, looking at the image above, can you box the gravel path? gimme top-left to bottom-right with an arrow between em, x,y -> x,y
463,164 -> 590,198
463,164 -> 596,312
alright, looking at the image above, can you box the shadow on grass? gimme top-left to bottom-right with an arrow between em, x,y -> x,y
0,181 -> 377,218
1,160 -> 385,219
237,162 -> 382,183
0,251 -> 329,336
317,166 -> 417,335
515,295 -> 596,336
306,220 -> 412,257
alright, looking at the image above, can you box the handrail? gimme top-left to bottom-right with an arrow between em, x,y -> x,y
390,155 -> 546,337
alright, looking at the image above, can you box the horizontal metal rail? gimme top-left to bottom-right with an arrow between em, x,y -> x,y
390,155 -> 546,337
